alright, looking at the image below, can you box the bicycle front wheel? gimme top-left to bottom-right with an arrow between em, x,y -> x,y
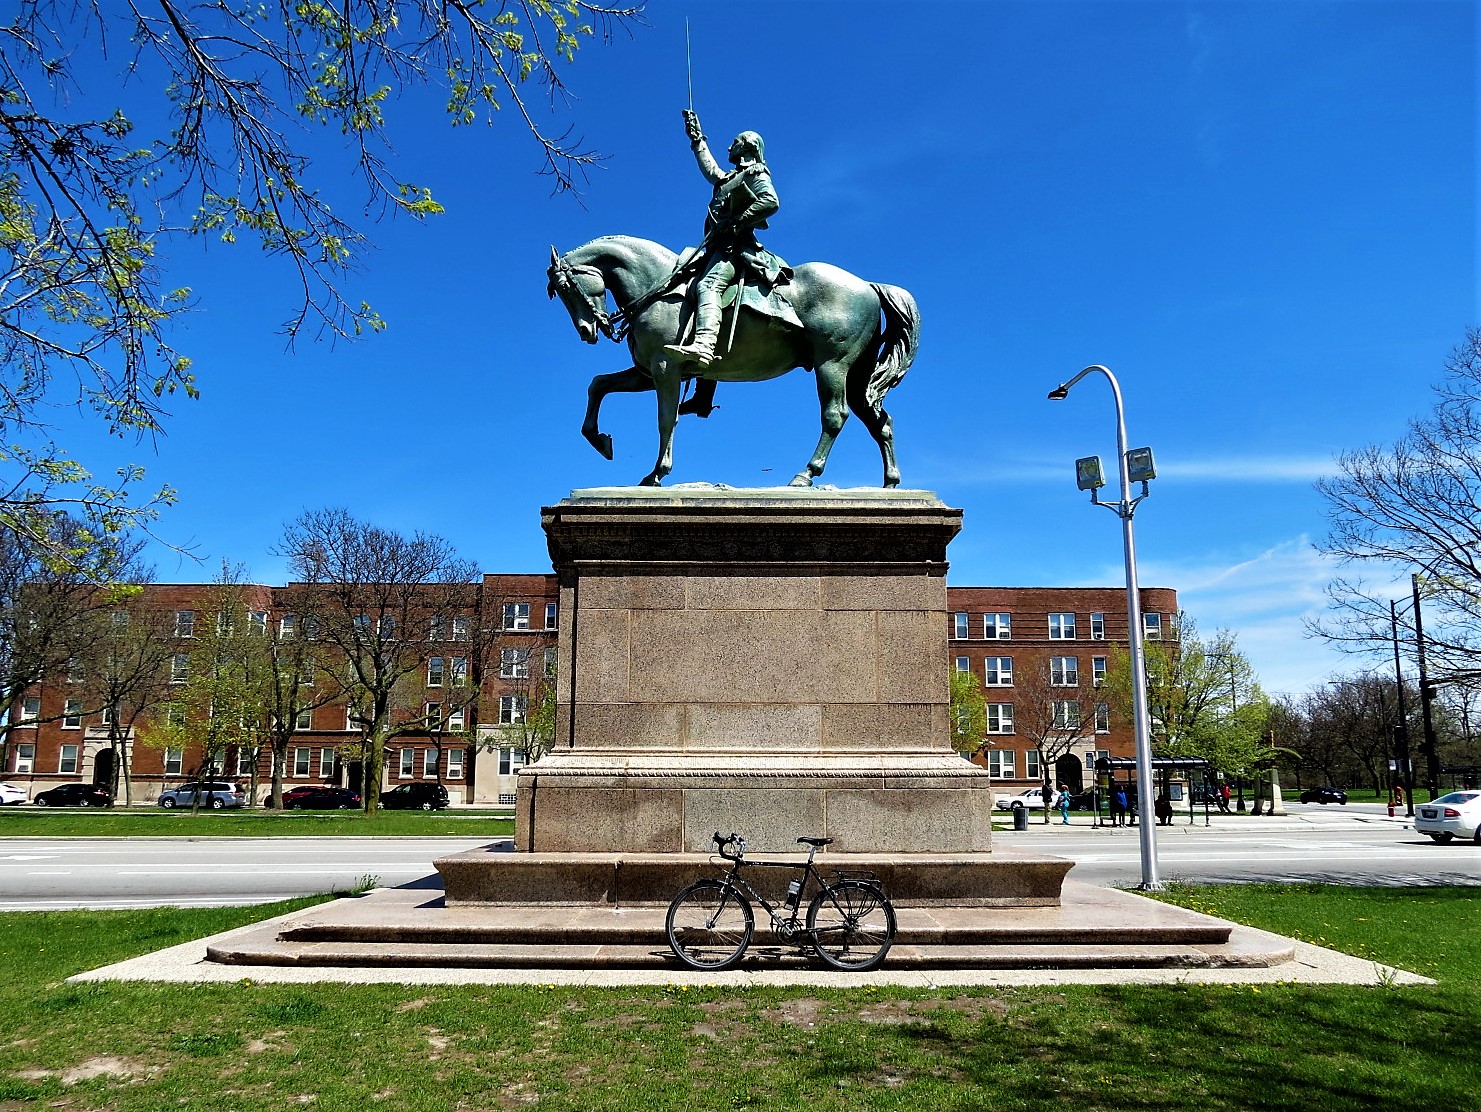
666,880 -> 754,970
806,879 -> 896,971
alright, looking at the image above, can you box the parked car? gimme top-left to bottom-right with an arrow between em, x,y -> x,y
381,782 -> 450,811
282,786 -> 361,810
1298,786 -> 1348,805
995,787 -> 1060,812
1415,791 -> 1481,844
157,781 -> 246,810
33,783 -> 113,808
0,782 -> 27,805
263,786 -> 336,809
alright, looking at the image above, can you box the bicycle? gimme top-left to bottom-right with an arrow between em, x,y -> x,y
665,832 -> 897,972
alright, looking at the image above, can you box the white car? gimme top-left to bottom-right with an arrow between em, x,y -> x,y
995,787 -> 1060,812
0,782 -> 26,805
1415,791 -> 1481,844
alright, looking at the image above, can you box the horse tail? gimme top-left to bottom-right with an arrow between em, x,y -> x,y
865,282 -> 920,410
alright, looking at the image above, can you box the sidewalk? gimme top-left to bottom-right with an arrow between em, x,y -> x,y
994,808 -> 1416,835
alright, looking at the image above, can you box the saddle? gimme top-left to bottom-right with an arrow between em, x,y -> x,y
670,244 -> 804,334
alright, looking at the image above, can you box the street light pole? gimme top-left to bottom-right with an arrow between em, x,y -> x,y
1411,574 -> 1443,800
1389,600 -> 1416,816
1048,365 -> 1162,891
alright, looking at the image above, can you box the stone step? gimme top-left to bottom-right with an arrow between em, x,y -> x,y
208,939 -> 1276,971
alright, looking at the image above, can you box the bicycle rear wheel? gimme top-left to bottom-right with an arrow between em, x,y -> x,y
806,879 -> 896,971
666,880 -> 754,970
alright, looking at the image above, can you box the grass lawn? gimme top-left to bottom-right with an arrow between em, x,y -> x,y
0,809 -> 515,838
1,883 -> 1477,1110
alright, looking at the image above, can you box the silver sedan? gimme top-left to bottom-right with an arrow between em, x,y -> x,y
1415,791 -> 1481,844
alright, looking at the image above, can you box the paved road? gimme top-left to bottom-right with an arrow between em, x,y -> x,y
1,803 -> 1477,910
997,801 -> 1481,887
0,836 -> 497,911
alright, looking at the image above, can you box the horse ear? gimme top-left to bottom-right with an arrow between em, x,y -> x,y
550,245 -> 559,264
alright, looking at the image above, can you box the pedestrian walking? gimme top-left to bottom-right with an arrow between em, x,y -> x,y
1058,784 -> 1071,825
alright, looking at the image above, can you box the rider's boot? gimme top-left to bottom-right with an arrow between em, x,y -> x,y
663,291 -> 722,368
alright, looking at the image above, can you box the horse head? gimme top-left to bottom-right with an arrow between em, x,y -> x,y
547,245 -> 613,345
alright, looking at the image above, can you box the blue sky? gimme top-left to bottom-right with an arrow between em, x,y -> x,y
65,0 -> 1476,698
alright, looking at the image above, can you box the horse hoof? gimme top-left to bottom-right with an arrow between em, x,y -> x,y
789,473 -> 813,488
593,433 -> 614,460
884,476 -> 900,488
639,475 -> 663,487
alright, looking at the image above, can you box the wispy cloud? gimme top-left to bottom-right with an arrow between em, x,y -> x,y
917,454 -> 1343,488
1063,537 -> 1368,696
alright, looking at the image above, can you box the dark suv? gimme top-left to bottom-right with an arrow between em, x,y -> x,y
381,782 -> 450,810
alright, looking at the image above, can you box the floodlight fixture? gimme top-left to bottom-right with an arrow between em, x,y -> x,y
1126,447 -> 1157,484
1075,456 -> 1106,492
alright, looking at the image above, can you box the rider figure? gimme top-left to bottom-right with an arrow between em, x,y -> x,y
663,110 -> 788,370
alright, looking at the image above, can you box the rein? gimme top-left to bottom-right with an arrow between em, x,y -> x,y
553,252 -> 684,345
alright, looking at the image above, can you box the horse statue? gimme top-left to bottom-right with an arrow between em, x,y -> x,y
546,235 -> 920,488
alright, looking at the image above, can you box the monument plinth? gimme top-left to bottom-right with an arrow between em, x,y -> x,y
515,487 -> 994,855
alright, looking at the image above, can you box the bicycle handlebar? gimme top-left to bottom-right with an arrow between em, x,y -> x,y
712,831 -> 746,860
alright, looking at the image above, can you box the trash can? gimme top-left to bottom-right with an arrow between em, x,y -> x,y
1013,806 -> 1028,831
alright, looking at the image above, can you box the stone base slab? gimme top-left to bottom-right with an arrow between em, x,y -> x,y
517,753 -> 993,854
435,847 -> 1072,908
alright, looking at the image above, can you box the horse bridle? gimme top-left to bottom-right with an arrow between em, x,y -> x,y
547,254 -> 617,341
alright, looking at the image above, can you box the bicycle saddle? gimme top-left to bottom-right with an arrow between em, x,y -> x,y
796,836 -> 833,847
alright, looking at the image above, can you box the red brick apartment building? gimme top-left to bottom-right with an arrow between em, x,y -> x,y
949,586 -> 1180,798
4,577 -> 1177,806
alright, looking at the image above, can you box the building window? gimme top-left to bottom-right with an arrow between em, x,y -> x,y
984,657 -> 1013,686
170,653 -> 189,684
1050,657 -> 1078,686
502,603 -> 531,631
1053,700 -> 1081,730
986,749 -> 1015,778
166,703 -> 186,727
447,707 -> 466,733
500,648 -> 530,679
451,616 -> 469,641
1144,613 -> 1163,639
499,695 -> 527,725
954,655 -> 970,673
59,744 -> 79,774
427,657 -> 445,687
345,706 -> 362,733
62,699 -> 83,728
1090,613 -> 1105,640
249,611 -> 267,636
13,743 -> 35,773
1095,702 -> 1111,734
295,708 -> 313,731
544,646 -> 558,675
279,614 -> 297,639
983,613 -> 1011,640
319,749 -> 336,778
424,702 -> 442,730
237,749 -> 257,777
100,705 -> 115,728
379,614 -> 397,639
111,610 -> 130,631
424,748 -> 439,777
1048,613 -> 1077,639
294,748 -> 311,777
985,703 -> 1014,735
449,656 -> 468,686
1092,656 -> 1107,687
399,748 -> 416,777
215,610 -> 235,636
545,602 -> 558,629
66,656 -> 84,683
1025,749 -> 1040,781
498,747 -> 527,776
163,747 -> 183,776
174,610 -> 195,638
446,748 -> 464,780
953,612 -> 969,640
429,615 -> 446,641
16,697 -> 39,725
298,657 -> 316,686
